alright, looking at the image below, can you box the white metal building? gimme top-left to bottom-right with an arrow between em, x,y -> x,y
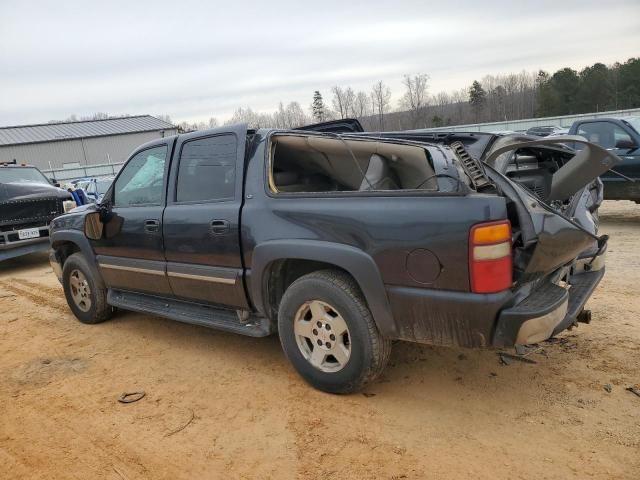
0,115 -> 177,171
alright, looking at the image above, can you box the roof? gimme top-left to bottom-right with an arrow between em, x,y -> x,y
0,115 -> 176,146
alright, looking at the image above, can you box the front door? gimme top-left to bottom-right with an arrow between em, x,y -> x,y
162,125 -> 248,308
92,142 -> 173,296
576,121 -> 640,180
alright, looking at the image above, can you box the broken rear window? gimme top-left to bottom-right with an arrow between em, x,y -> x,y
269,135 -> 438,194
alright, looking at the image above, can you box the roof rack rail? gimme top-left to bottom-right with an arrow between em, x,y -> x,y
0,159 -> 17,166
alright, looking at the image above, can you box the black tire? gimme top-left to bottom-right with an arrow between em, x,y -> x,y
278,270 -> 391,394
62,253 -> 112,324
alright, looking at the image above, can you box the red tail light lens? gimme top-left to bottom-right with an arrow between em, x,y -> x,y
469,220 -> 512,293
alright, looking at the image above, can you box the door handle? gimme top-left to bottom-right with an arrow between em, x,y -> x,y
144,219 -> 160,233
210,219 -> 230,234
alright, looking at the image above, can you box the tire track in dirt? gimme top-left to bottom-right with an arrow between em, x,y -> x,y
0,279 -> 68,313
285,375 -> 419,479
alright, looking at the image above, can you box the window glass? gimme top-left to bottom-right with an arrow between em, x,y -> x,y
113,145 -> 167,206
176,134 -> 236,202
0,167 -> 49,184
613,127 -> 632,145
577,122 -> 631,150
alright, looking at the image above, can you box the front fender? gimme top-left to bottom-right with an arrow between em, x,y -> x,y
251,240 -> 397,337
50,229 -> 98,271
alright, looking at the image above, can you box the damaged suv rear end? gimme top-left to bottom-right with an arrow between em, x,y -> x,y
268,124 -> 617,350
362,129 -> 617,347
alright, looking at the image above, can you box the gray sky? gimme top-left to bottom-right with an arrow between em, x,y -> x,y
1,0 -> 639,126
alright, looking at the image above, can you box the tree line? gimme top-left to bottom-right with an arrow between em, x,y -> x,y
48,56 -> 639,132
215,56 -> 639,132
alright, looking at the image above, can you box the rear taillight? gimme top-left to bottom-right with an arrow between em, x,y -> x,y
469,220 -> 512,294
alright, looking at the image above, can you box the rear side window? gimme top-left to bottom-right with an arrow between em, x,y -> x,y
176,134 -> 237,202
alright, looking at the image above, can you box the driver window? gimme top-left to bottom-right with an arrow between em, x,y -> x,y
113,145 -> 168,207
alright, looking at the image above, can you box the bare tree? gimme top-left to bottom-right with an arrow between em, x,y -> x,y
331,86 -> 356,119
400,74 -> 430,128
208,117 -> 218,128
156,114 -> 173,125
285,101 -> 308,127
353,91 -> 371,118
370,81 -> 392,131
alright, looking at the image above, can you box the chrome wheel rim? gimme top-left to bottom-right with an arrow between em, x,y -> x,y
293,300 -> 351,373
69,269 -> 92,312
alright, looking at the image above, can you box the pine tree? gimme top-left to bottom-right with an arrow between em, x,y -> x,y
312,91 -> 326,122
468,80 -> 487,121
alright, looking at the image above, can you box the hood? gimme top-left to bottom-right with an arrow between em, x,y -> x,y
0,181 -> 72,203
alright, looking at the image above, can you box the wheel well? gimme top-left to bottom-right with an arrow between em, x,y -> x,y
52,241 -> 81,266
265,259 -> 356,320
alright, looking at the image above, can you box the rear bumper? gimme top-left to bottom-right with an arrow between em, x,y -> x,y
387,253 -> 605,348
493,268 -> 604,347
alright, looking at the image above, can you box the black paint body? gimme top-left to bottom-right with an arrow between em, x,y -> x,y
50,125 -> 602,348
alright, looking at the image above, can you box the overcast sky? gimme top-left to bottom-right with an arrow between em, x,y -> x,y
1,0 -> 639,126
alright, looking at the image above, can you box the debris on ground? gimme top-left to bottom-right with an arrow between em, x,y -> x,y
604,384 -> 612,393
498,352 -> 538,365
626,386 -> 640,398
117,391 -> 145,404
165,409 -> 195,437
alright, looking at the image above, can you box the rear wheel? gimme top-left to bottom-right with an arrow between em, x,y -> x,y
62,253 -> 112,324
278,270 -> 391,393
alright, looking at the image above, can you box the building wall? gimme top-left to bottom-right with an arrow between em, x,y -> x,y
0,129 -> 177,170
424,107 -> 640,133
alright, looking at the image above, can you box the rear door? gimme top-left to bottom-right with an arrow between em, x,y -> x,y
162,124 -> 249,308
92,141 -> 173,295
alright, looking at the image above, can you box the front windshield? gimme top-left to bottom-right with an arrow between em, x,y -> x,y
625,117 -> 640,134
0,167 -> 49,184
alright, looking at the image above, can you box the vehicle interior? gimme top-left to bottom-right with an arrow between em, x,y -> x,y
269,134 -> 438,193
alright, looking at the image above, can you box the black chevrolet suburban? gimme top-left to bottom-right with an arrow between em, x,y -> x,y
49,122 -> 618,393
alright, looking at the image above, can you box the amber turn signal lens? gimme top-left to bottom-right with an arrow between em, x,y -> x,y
471,222 -> 511,245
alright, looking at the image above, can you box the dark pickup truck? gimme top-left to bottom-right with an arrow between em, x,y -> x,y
1,161 -> 71,261
49,121 -> 619,393
567,116 -> 640,202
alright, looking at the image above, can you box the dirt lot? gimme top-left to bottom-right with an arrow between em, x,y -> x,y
1,201 -> 638,480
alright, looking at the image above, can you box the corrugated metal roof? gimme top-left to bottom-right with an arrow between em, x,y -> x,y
0,115 -> 176,146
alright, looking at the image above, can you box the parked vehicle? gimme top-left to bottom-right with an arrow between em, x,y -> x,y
49,121 -> 618,393
0,160 -> 72,261
525,126 -> 565,137
567,117 -> 640,202
78,177 -> 115,204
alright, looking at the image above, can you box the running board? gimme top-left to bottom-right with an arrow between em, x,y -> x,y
107,289 -> 273,337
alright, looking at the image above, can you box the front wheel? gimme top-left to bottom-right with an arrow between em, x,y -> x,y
278,270 -> 391,393
62,253 -> 112,324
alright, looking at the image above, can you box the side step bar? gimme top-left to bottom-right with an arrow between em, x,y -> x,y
108,289 -> 273,337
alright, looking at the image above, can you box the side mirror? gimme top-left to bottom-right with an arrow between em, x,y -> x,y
50,177 -> 60,187
615,138 -> 637,150
84,212 -> 104,240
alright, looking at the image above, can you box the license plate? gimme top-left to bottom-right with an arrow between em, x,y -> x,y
18,228 -> 40,240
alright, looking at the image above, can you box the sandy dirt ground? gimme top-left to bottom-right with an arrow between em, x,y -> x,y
1,201 -> 638,480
